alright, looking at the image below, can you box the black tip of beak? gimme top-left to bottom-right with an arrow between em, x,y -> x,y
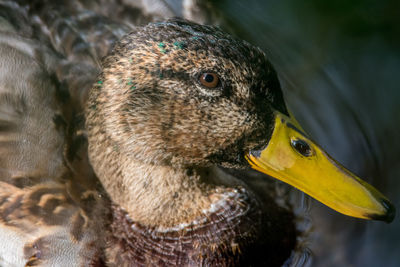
367,199 -> 396,223
382,199 -> 396,223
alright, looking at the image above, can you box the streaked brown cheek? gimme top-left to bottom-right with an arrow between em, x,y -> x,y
165,103 -> 248,162
163,111 -> 218,159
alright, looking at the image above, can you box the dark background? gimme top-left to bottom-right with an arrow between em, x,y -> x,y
211,0 -> 400,266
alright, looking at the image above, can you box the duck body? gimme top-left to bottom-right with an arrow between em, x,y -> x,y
0,31 -> 79,267
0,6 -> 110,265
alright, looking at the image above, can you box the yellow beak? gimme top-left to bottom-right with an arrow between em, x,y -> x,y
246,111 -> 395,222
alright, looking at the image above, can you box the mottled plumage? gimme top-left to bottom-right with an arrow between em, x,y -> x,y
0,11 -> 106,265
0,1 -> 298,266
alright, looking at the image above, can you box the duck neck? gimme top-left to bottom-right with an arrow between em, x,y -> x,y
104,160 -> 224,228
106,190 -> 261,266
88,140 -> 296,266
98,158 -> 266,265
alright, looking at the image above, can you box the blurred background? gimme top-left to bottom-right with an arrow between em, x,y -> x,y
203,0 -> 400,266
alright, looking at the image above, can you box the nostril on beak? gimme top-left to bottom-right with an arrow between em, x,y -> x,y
290,138 -> 313,157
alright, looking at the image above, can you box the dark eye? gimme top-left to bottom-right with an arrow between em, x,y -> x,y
290,138 -> 313,157
199,73 -> 219,88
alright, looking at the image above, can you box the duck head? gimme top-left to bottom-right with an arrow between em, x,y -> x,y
86,19 -> 394,229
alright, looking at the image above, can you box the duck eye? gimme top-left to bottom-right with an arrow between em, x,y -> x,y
291,138 -> 313,157
199,73 -> 219,88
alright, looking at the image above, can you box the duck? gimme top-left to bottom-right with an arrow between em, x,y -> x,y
0,2 -> 395,267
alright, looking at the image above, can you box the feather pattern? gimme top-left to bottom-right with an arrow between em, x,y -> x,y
0,1 -> 298,266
